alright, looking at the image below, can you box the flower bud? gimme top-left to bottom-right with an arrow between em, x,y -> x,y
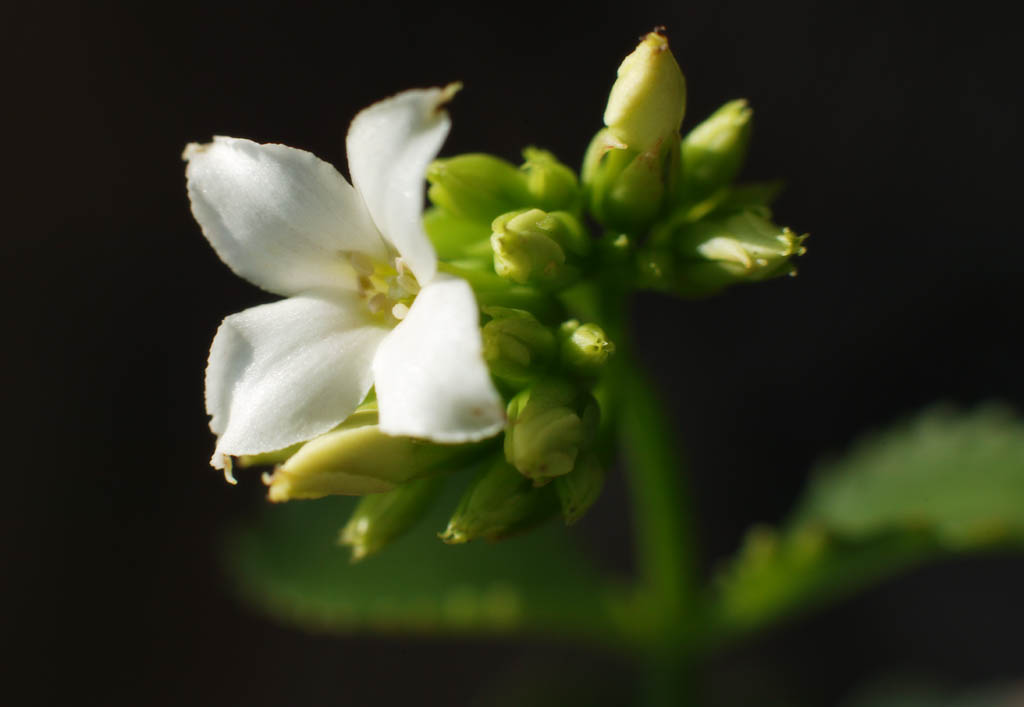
520,147 -> 581,213
603,31 -> 687,153
440,457 -> 557,543
673,209 -> 808,297
427,153 -> 531,223
554,453 -> 605,525
677,99 -> 753,205
504,379 -> 599,485
558,320 -> 615,378
339,476 -> 445,561
423,206 -> 492,260
490,208 -> 588,289
482,307 -> 557,386
265,409 -> 487,501
581,128 -> 679,232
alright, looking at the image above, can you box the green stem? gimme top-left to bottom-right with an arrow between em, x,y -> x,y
597,287 -> 700,705
616,352 -> 698,624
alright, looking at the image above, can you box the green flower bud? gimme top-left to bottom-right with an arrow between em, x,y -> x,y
520,147 -> 581,213
423,206 -> 492,261
339,476 -> 445,562
555,452 -> 605,525
427,153 -> 531,223
603,31 -> 687,153
504,379 -> 599,485
440,457 -> 557,543
558,320 -> 615,378
673,209 -> 808,297
490,208 -> 588,289
265,409 -> 487,501
677,99 -> 753,205
581,128 -> 680,232
482,306 -> 557,386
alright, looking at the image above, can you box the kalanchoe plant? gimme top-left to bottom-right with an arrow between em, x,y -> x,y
187,30 -> 1024,706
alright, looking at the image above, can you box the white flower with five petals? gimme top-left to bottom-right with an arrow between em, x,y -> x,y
184,87 -> 506,471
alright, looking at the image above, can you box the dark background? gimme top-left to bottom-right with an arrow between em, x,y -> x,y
7,1 -> 1022,704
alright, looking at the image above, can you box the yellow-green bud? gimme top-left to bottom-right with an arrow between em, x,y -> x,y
490,208 -> 588,289
440,458 -> 557,543
558,320 -> 615,378
265,409 -> 486,501
504,379 -> 599,485
520,147 -> 581,213
339,476 -> 445,562
554,453 -> 605,525
603,31 -> 687,153
674,209 -> 808,297
677,99 -> 753,205
427,154 -> 531,224
482,307 -> 557,386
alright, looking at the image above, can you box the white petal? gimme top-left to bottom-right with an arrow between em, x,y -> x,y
346,87 -> 454,284
185,137 -> 387,297
205,293 -> 390,467
373,275 -> 505,442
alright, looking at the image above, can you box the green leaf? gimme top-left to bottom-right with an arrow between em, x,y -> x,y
793,405 -> 1024,545
224,475 -> 624,641
842,679 -> 1024,707
711,405 -> 1024,637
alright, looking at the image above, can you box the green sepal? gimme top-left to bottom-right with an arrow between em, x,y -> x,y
440,457 -> 558,544
339,476 -> 446,562
582,129 -> 680,232
555,452 -> 606,525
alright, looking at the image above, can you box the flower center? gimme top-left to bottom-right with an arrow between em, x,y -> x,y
346,252 -> 420,323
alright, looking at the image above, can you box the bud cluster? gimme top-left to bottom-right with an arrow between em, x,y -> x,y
229,30 -> 805,559
580,31 -> 807,298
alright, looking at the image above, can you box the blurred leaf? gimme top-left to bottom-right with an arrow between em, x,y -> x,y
793,405 -> 1024,545
225,475 -> 624,641
841,678 -> 1024,707
711,405 -> 1024,636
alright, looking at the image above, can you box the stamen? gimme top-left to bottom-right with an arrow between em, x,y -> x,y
396,273 -> 420,295
392,302 -> 410,320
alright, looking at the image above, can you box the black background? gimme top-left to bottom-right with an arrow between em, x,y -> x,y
7,1 -> 1022,704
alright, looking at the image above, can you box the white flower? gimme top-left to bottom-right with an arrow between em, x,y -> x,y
184,87 -> 506,471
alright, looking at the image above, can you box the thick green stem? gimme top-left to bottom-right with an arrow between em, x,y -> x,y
590,284 -> 699,705
616,353 -> 698,626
